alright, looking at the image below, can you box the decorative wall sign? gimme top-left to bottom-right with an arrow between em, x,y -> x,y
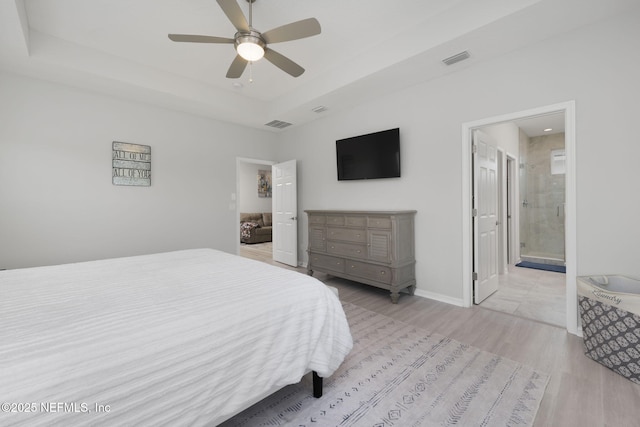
258,169 -> 272,198
112,142 -> 151,186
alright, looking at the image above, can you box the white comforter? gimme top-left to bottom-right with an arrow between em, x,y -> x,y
0,249 -> 353,426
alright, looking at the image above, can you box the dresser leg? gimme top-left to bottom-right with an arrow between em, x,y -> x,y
408,285 -> 416,296
390,291 -> 400,304
307,269 -> 313,276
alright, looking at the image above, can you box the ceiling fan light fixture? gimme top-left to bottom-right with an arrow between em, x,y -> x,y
169,0 -> 321,78
235,32 -> 265,61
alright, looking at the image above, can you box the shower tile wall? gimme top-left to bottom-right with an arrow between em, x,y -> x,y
519,132 -> 566,263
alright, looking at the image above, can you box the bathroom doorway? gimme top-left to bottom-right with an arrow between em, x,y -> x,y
478,113 -> 567,327
462,101 -> 578,334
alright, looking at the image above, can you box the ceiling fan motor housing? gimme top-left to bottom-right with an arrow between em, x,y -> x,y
234,30 -> 266,61
234,30 -> 266,51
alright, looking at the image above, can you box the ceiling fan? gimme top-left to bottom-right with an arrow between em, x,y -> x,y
168,0 -> 321,79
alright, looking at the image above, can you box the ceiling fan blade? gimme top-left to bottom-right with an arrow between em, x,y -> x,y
264,48 -> 305,77
168,34 -> 234,44
262,18 -> 321,44
226,54 -> 248,78
216,0 -> 250,32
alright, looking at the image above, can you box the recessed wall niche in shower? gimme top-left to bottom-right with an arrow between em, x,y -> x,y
519,132 -> 566,266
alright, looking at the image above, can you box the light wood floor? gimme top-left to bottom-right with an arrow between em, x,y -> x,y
240,243 -> 640,426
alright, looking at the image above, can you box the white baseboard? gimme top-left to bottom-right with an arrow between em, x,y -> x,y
413,288 -> 466,307
300,259 -> 466,308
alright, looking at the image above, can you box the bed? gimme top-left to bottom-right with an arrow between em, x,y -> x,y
0,248 -> 353,426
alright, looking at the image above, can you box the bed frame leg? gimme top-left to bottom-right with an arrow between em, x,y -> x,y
312,371 -> 323,398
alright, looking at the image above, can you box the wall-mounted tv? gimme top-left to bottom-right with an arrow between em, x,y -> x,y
336,127 -> 400,181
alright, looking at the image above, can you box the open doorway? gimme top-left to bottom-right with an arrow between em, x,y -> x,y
462,101 -> 578,335
477,117 -> 567,327
235,157 -> 275,258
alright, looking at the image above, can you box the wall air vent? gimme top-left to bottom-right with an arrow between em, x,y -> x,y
264,120 -> 292,129
442,51 -> 470,66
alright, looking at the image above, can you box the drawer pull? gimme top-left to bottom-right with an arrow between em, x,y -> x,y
356,250 -> 361,253
380,271 -> 385,275
350,265 -> 356,269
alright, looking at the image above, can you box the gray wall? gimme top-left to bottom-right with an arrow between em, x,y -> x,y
0,73 -> 277,269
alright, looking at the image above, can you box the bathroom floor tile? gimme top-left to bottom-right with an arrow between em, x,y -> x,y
481,264 -> 566,327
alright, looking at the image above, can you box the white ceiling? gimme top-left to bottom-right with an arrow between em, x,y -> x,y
514,113 -> 565,137
0,0 -> 637,131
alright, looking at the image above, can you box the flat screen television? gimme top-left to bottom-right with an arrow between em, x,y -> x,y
336,127 -> 400,180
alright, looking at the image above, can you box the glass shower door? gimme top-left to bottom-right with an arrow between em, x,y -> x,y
519,134 -> 566,265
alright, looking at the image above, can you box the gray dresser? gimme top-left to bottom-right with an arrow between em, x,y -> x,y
305,210 -> 416,303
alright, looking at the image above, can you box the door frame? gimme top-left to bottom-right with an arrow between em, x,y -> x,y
461,101 -> 578,335
235,157 -> 276,256
497,147 -> 506,275
506,154 -> 519,265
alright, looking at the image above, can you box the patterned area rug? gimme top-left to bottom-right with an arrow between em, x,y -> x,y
222,303 -> 549,426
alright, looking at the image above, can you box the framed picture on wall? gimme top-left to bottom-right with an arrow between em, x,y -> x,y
112,141 -> 151,186
258,169 -> 272,198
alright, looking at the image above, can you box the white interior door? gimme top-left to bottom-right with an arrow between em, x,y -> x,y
272,160 -> 297,266
473,130 -> 499,304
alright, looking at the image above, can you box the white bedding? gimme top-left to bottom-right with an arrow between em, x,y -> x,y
0,249 -> 353,426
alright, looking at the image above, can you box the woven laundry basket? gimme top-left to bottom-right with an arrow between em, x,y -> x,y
578,275 -> 640,384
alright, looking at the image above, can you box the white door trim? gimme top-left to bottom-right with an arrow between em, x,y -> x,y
461,101 -> 578,335
497,147 -> 506,275
505,153 -> 519,265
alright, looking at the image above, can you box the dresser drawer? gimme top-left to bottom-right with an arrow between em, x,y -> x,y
308,215 -> 326,225
327,227 -> 366,243
327,242 -> 367,259
345,216 -> 366,227
326,215 -> 345,226
346,260 -> 392,284
309,253 -> 345,273
368,216 -> 392,229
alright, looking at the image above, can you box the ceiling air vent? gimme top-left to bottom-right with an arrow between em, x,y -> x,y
264,120 -> 292,129
311,105 -> 328,113
442,51 -> 470,66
